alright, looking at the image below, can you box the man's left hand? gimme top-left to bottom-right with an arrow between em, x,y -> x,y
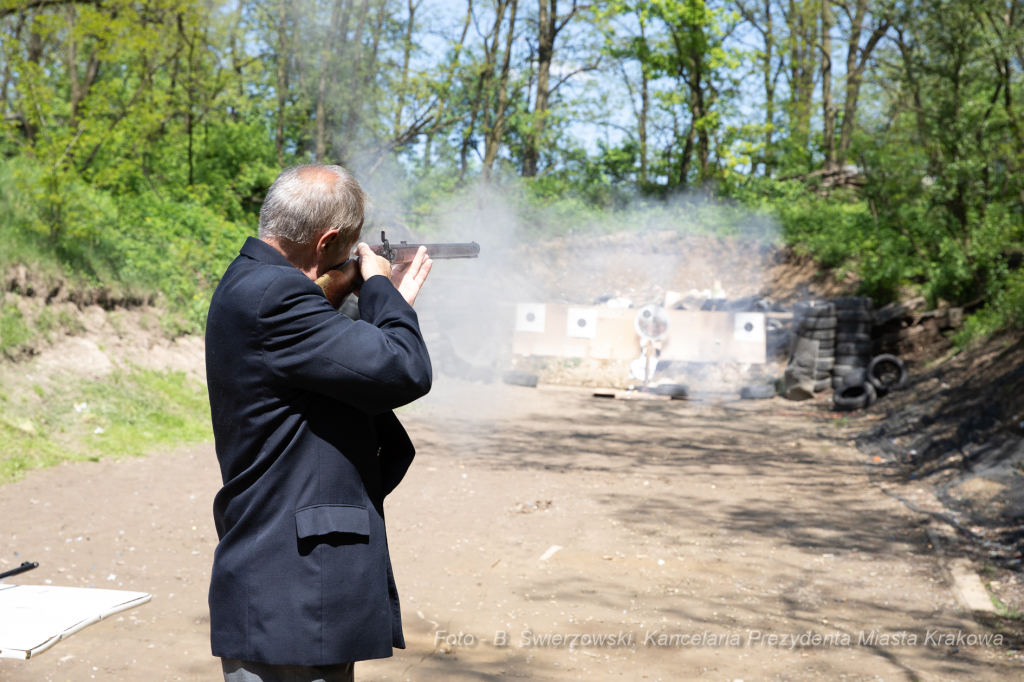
391,246 -> 432,307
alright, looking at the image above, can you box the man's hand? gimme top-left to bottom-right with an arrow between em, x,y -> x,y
391,245 -> 433,307
356,242 -> 392,283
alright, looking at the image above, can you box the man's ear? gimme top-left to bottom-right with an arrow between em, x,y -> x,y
316,229 -> 341,261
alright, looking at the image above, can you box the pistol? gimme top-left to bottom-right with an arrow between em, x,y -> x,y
316,231 -> 480,310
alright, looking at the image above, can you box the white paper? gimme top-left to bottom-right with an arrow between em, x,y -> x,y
734,313 -> 765,343
515,303 -> 546,333
566,308 -> 597,339
0,585 -> 151,659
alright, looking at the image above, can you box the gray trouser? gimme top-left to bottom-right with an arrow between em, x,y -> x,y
222,658 -> 354,682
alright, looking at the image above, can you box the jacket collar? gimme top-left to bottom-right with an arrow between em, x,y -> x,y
240,236 -> 295,269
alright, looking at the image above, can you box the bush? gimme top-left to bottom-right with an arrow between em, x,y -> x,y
954,271 -> 1024,347
0,157 -> 255,331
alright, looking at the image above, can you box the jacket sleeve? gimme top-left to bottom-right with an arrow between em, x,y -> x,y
374,410 -> 416,497
258,270 -> 432,415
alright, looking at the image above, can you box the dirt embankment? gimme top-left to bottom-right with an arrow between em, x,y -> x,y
516,231 -> 851,307
853,332 -> 1024,612
3,263 -> 152,313
0,295 -> 206,435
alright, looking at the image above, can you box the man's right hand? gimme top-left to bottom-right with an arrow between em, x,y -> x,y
356,243 -> 392,282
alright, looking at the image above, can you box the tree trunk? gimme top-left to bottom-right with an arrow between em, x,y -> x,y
691,69 -> 708,177
275,0 -> 288,166
460,0 -> 506,181
67,6 -> 81,122
785,0 -> 816,159
762,0 -> 775,161
430,0 -> 471,159
0,12 -> 26,117
482,0 -> 518,182
837,0 -> 888,164
393,0 -> 421,137
27,21 -> 42,64
821,0 -> 836,170
186,107 -> 194,185
639,67 -> 649,184
522,0 -> 554,177
340,0 -> 371,162
678,125 -> 695,188
837,0 -> 866,166
315,0 -> 344,162
736,0 -> 780,174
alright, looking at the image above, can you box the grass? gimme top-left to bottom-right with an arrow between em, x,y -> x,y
991,594 -> 1024,621
0,368 -> 212,485
0,303 -> 33,357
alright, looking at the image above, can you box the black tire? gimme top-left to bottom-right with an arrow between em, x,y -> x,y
833,296 -> 874,309
814,378 -> 831,392
831,375 -> 845,389
833,382 -> 877,411
815,370 -> 833,380
837,309 -> 875,323
867,354 -> 908,391
835,332 -> 872,343
818,338 -> 836,350
818,346 -> 836,357
832,364 -> 856,376
502,370 -> 539,388
796,317 -> 838,331
837,322 -> 872,334
794,302 -> 836,318
651,383 -> 689,398
836,342 -> 872,355
817,357 -> 836,371
740,384 -> 776,400
798,329 -> 836,340
835,355 -> 871,367
840,368 -> 868,387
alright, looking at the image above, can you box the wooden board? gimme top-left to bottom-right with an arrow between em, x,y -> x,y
659,311 -> 766,364
514,306 -> 639,360
513,304 -> 766,364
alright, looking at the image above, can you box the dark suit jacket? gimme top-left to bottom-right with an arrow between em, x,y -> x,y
205,237 -> 431,666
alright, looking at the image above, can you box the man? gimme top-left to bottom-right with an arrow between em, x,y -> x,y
205,164 -> 433,682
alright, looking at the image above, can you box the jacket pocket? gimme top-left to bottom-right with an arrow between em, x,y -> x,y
294,504 -> 370,538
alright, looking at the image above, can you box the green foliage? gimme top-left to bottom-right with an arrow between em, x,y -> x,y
954,271 -> 1024,348
0,0 -> 1019,345
0,368 -> 212,484
0,155 -> 256,332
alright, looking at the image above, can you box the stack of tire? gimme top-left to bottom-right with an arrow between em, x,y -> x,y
792,301 -> 837,393
833,355 -> 909,410
831,297 -> 875,389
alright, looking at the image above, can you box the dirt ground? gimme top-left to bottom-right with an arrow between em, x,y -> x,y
2,379 -> 1021,682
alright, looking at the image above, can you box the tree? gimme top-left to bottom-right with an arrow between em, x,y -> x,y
521,0 -> 584,177
648,0 -> 739,187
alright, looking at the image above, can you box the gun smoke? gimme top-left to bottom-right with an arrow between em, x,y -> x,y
356,182 -> 793,407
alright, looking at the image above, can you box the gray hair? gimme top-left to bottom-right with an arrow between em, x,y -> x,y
258,164 -> 369,244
